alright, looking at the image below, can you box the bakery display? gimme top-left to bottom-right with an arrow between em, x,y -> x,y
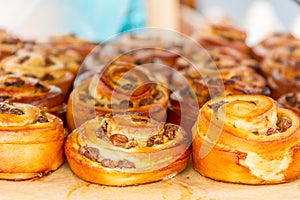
0,102 -> 67,180
192,94 -> 300,184
67,62 -> 169,130
65,113 -> 190,186
0,74 -> 65,118
0,13 -> 299,193
0,50 -> 75,96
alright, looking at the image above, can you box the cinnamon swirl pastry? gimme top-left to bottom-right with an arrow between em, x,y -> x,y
0,102 -> 67,180
193,24 -> 251,55
67,62 -> 169,130
65,114 -> 190,186
0,29 -> 24,60
0,50 -> 74,96
192,95 -> 300,184
252,32 -> 299,61
168,70 -> 269,135
0,74 -> 65,118
278,93 -> 300,116
261,44 -> 300,99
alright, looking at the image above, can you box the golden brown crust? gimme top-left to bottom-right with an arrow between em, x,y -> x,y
192,95 -> 300,184
0,50 -> 75,96
67,62 -> 169,130
0,102 -> 67,180
65,114 -> 190,186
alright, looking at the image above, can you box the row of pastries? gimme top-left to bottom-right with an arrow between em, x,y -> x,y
0,23 -> 299,186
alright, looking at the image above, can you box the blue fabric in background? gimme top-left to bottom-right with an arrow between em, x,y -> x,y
0,0 -> 146,41
67,0 -> 146,42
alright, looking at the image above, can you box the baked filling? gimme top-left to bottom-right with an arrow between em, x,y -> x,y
0,74 -> 52,99
76,114 -> 189,172
77,84 -> 163,109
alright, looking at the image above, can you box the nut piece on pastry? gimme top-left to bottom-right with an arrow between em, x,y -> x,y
0,74 -> 65,118
261,44 -> 300,99
0,50 -> 74,96
67,62 -> 169,130
0,102 -> 67,180
192,94 -> 300,184
65,114 -> 191,186
278,92 -> 300,116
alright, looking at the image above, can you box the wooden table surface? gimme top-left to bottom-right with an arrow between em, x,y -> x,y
1,160 -> 300,200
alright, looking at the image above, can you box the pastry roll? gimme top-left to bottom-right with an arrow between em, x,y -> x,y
0,102 -> 67,180
0,29 -> 24,60
184,47 -> 259,80
192,95 -> 300,184
278,93 -> 300,116
67,62 -> 169,130
0,50 -> 74,96
252,32 -> 298,61
100,48 -> 176,86
82,32 -> 185,73
82,34 -> 161,72
49,34 -> 96,59
0,74 -> 65,118
65,114 -> 190,186
24,43 -> 82,76
193,24 -> 251,55
168,70 -> 269,136
261,45 -> 300,99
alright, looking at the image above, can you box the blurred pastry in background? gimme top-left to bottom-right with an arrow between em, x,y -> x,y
0,29 -> 24,60
0,74 -> 65,119
0,50 -> 74,97
260,44 -> 300,99
278,92 -> 300,116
